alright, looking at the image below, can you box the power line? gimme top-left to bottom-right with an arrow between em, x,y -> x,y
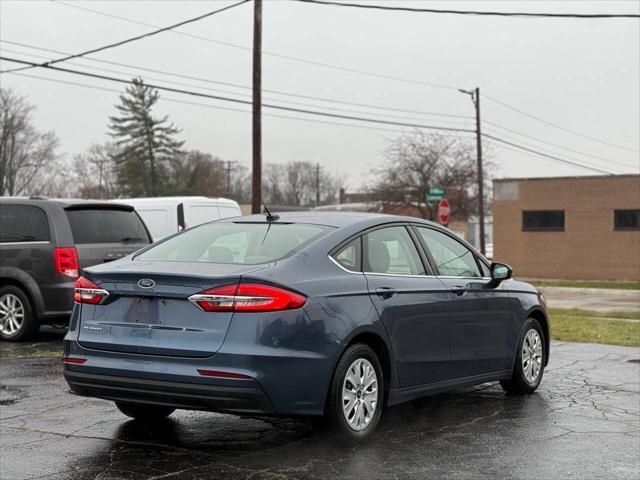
294,0 -> 640,18
2,46 -> 473,127
0,40 -> 471,122
0,0 -> 250,74
3,46 -> 473,126
0,56 -> 474,134
482,93 -> 639,153
483,128 -> 631,174
483,119 -> 639,169
44,2 -> 639,152
6,71 -> 432,136
5,41 -> 635,171
6,65 -> 617,176
50,0 -> 460,92
482,133 -> 616,175
495,142 -> 622,176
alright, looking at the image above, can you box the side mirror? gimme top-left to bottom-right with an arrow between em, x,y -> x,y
489,262 -> 512,287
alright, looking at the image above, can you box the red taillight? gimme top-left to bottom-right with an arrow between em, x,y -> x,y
62,357 -> 87,364
189,283 -> 306,312
54,247 -> 79,278
74,276 -> 109,304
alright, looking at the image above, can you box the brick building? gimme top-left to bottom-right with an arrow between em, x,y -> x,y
493,175 -> 640,281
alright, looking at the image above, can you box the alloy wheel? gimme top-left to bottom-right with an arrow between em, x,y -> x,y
342,358 -> 378,431
522,328 -> 543,383
0,293 -> 25,337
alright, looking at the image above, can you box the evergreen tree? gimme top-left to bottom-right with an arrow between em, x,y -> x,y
108,78 -> 184,196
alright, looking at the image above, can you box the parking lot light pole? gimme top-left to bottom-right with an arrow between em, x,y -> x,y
459,87 -> 486,256
251,0 -> 262,214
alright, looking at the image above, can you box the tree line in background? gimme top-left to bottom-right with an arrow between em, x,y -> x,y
0,80 -> 488,219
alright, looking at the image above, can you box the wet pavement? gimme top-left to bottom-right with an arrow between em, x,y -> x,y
1,331 -> 639,480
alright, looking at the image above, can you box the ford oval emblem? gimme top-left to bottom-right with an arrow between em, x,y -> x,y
137,278 -> 155,289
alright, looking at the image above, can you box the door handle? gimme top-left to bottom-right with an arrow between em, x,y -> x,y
375,287 -> 398,299
451,286 -> 467,297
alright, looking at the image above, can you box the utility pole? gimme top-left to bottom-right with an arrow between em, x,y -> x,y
96,159 -> 104,199
459,87 -> 486,255
251,0 -> 262,214
225,160 -> 237,197
315,162 -> 321,207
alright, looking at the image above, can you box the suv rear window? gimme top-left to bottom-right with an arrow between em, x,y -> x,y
0,205 -> 49,242
66,208 -> 150,244
136,222 -> 332,264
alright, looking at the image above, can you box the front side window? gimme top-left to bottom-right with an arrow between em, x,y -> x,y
333,238 -> 361,271
364,226 -> 424,275
417,227 -> 482,278
0,205 -> 49,242
522,210 -> 565,231
614,209 -> 640,230
136,222 -> 332,264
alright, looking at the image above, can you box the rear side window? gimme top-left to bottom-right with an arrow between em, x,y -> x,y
364,226 -> 424,275
136,222 -> 332,264
333,238 -> 361,271
0,205 -> 49,242
66,208 -> 150,244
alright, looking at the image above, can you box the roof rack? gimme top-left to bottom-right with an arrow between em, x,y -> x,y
29,195 -> 48,200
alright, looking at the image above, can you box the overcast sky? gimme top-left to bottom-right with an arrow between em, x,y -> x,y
1,0 -> 639,190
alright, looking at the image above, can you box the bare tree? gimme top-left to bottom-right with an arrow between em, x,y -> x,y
370,131 -> 491,220
229,163 -> 251,204
263,161 -> 340,206
170,150 -> 226,197
283,161 -> 311,206
0,88 -> 59,196
263,163 -> 286,205
72,143 -> 119,199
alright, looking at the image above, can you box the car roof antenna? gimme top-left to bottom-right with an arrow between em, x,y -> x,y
263,203 -> 279,222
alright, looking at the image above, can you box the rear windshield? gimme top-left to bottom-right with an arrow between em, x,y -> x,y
66,208 -> 150,244
136,222 -> 332,264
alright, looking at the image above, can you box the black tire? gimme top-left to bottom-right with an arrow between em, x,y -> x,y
500,318 -> 546,394
115,402 -> 175,421
0,285 -> 39,342
324,343 -> 384,443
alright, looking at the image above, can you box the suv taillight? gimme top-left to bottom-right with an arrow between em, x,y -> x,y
74,276 -> 109,304
54,247 -> 79,278
189,283 -> 306,312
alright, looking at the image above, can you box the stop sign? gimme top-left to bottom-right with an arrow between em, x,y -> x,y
438,199 -> 450,225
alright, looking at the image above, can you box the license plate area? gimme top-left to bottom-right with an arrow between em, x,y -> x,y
123,297 -> 162,325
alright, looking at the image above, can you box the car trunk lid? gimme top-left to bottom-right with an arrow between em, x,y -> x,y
77,260 -> 269,357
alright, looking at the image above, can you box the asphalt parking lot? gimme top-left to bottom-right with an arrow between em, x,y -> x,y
1,332 -> 638,480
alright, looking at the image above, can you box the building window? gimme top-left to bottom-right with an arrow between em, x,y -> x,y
522,210 -> 565,231
614,209 -> 640,230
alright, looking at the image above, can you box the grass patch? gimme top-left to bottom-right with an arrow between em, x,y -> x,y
528,279 -> 640,290
549,308 -> 640,347
548,308 -> 640,321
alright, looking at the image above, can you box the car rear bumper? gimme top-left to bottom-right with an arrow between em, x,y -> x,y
63,306 -> 343,416
64,369 -> 275,414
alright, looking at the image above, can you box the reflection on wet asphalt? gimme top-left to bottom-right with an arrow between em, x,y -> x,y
1,331 -> 638,480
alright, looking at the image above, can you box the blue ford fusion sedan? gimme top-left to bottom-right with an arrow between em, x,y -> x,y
63,212 -> 549,441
